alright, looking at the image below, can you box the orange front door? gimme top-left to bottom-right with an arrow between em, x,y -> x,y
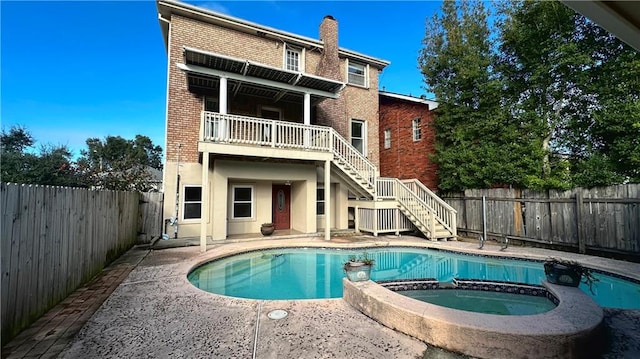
272,185 -> 291,230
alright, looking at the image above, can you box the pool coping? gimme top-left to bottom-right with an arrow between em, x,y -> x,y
343,278 -> 604,359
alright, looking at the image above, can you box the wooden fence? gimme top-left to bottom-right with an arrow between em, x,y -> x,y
442,184 -> 640,255
1,183 -> 163,345
138,192 -> 164,243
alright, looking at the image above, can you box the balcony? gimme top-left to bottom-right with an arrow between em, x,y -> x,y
198,111 -> 335,162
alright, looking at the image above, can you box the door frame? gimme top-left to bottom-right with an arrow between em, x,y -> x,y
272,184 -> 291,230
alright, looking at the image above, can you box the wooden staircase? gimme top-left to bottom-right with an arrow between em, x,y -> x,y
328,129 -> 456,241
199,111 -> 456,240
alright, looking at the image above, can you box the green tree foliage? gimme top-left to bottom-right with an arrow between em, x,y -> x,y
1,126 -> 81,186
420,0 -> 639,190
499,1 -> 640,187
1,126 -> 163,191
77,135 -> 163,191
419,0 -> 542,191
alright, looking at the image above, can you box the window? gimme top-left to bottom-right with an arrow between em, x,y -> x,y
347,61 -> 366,86
350,119 -> 366,154
316,187 -> 325,215
232,185 -> 253,219
285,47 -> 301,72
259,106 -> 281,120
204,97 -> 219,112
384,129 -> 391,149
412,118 -> 422,141
183,186 -> 202,220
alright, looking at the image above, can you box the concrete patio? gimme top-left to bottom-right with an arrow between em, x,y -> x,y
3,235 -> 639,358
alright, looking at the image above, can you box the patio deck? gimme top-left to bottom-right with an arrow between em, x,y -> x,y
2,236 -> 639,358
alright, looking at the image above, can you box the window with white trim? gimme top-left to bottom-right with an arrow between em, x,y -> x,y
285,47 -> 301,72
350,119 -> 366,155
232,185 -> 253,219
384,129 -> 391,149
347,61 -> 366,86
412,118 -> 422,141
316,187 -> 325,215
183,186 -> 202,220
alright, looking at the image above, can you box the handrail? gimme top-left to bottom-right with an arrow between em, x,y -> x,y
394,179 -> 436,237
202,111 -> 377,193
401,179 -> 457,236
201,111 -> 455,238
376,177 -> 396,199
330,130 -> 377,191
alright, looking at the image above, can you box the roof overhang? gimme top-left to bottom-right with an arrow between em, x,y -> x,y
561,0 -> 640,51
180,47 -> 344,100
379,91 -> 439,109
156,0 -> 390,69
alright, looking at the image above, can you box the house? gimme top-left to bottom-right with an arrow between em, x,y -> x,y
379,91 -> 439,190
156,0 -> 456,250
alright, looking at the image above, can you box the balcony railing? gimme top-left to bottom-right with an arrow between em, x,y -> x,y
200,111 -> 456,239
201,111 -> 377,192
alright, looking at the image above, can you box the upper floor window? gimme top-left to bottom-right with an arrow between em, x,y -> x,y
285,45 -> 302,72
412,118 -> 422,141
347,61 -> 367,87
383,129 -> 391,149
351,119 -> 366,155
183,185 -> 202,220
204,97 -> 219,112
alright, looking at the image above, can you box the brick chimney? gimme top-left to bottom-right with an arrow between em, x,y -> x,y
315,15 -> 348,139
318,15 -> 340,81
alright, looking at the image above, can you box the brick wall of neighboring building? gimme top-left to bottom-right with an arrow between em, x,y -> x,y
379,95 -> 438,189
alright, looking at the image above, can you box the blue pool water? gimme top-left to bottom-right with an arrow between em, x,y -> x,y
187,247 -> 640,308
402,290 -> 557,315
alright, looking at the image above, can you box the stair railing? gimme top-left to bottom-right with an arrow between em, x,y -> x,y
392,179 -> 437,237
330,130 -> 377,194
401,179 -> 457,237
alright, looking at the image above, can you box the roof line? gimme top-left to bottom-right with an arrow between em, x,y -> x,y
379,91 -> 439,107
156,0 -> 390,68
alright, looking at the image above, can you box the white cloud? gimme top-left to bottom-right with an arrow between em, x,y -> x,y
193,2 -> 230,15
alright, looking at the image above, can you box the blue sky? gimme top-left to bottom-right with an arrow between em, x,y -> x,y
2,0 -> 442,157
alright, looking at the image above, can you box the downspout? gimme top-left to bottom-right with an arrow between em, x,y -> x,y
174,143 -> 181,239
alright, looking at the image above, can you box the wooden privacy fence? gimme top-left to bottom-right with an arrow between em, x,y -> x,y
0,183 -> 163,345
138,192 -> 164,243
442,184 -> 640,255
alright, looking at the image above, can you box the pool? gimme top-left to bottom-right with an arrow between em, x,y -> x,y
400,289 -> 556,315
187,247 -> 640,308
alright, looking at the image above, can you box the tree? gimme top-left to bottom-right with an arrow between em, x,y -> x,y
419,0 -> 542,191
498,0 -> 640,187
77,135 -> 163,191
1,126 -> 81,186
582,26 -> 640,183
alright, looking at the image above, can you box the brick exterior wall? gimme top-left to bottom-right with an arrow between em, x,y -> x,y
379,95 -> 438,189
314,16 -> 381,166
165,13 -> 382,166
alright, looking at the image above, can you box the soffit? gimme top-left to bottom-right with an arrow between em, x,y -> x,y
183,46 -> 344,95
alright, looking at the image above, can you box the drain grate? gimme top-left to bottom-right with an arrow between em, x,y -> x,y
267,309 -> 288,320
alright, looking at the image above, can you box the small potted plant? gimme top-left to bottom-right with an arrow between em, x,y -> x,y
260,223 -> 275,236
343,252 -> 375,282
543,257 -> 598,293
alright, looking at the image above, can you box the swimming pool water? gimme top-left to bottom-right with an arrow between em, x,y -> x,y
401,289 -> 557,315
187,247 -> 640,308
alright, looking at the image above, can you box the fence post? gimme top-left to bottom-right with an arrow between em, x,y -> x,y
576,192 -> 586,254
